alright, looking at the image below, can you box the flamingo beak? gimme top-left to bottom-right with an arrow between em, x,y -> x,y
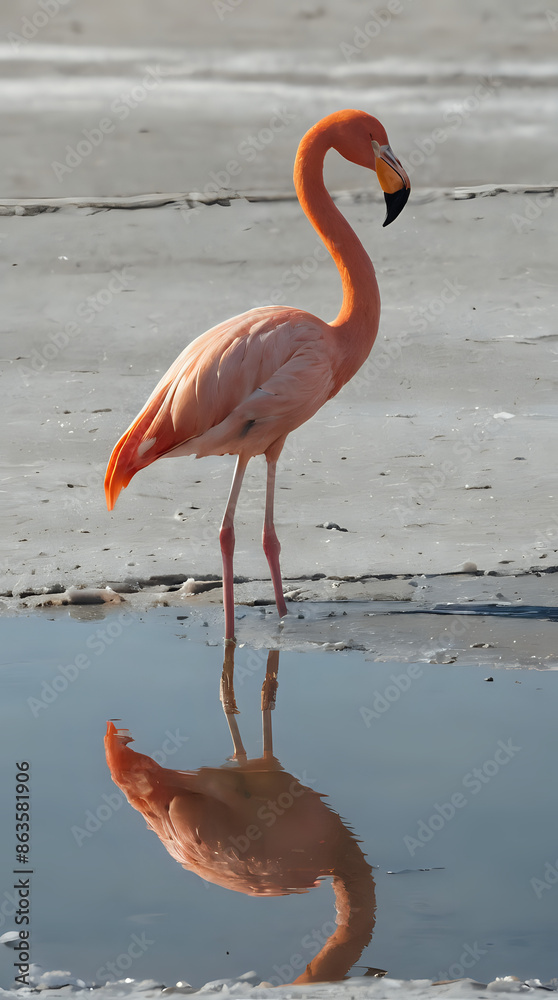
373,142 -> 411,227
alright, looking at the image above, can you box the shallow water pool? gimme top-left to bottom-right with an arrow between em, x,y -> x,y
1,607 -> 556,988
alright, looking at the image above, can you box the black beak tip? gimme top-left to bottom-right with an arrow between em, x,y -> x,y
383,186 -> 410,227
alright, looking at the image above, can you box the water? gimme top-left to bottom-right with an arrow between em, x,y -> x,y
1,608 -> 556,988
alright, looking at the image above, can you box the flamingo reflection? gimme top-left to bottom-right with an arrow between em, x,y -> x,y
105,648 -> 379,984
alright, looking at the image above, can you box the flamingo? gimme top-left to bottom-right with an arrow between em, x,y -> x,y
104,109 -> 410,641
104,648 -> 379,984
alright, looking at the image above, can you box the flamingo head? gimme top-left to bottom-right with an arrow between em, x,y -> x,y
327,109 -> 411,227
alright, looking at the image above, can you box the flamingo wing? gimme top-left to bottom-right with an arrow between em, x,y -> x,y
105,306 -> 336,508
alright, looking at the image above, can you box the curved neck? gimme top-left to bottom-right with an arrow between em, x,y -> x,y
293,835 -> 377,984
293,124 -> 380,339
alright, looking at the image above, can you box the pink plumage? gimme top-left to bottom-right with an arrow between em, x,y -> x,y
105,109 -> 410,641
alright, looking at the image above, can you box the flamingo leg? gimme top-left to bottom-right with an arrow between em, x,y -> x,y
263,460 -> 288,619
220,456 -> 248,643
262,649 -> 279,759
220,644 -> 247,761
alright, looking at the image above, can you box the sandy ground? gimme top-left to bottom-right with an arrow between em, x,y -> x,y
1,0 -> 557,619
2,188 -> 557,604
